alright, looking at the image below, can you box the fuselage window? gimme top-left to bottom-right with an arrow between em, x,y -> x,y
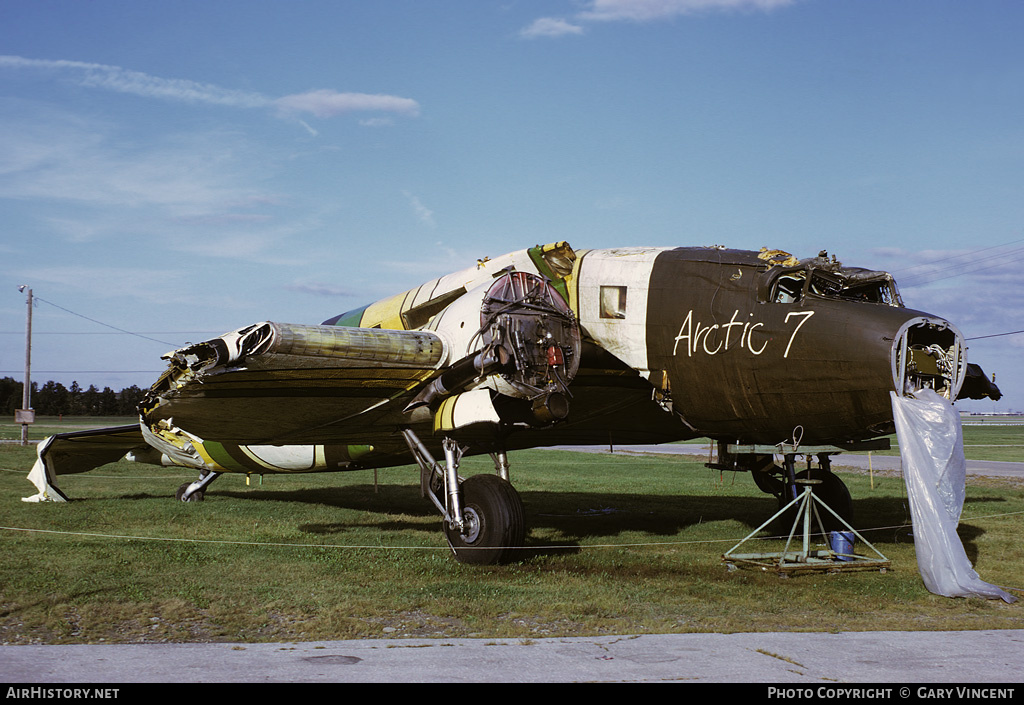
599,285 -> 627,319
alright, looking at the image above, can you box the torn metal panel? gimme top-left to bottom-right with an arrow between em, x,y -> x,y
23,425 -> 146,502
140,419 -> 213,470
757,248 -> 800,268
757,251 -> 903,307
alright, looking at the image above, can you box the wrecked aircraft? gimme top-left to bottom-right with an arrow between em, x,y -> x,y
24,243 -> 1003,575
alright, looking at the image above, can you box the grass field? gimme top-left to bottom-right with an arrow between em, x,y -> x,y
1,418 -> 1022,645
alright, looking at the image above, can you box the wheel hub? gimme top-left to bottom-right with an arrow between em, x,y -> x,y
458,506 -> 482,544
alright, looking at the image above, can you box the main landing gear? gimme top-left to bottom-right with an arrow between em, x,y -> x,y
402,429 -> 525,565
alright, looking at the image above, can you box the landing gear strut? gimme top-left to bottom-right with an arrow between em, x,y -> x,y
175,469 -> 221,502
401,429 -> 525,565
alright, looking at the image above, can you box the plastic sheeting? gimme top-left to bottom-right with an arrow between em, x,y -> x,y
891,389 -> 1016,602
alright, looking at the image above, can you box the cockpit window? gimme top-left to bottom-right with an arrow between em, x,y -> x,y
808,272 -> 842,298
840,280 -> 898,304
772,272 -> 806,303
768,267 -> 902,306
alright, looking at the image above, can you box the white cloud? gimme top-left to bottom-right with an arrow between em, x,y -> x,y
275,89 -> 420,119
519,17 -> 586,39
0,115 -> 264,212
0,105 -> 323,270
297,119 -> 320,137
403,191 -> 437,228
580,0 -> 797,21
0,55 -> 268,108
359,117 -> 396,128
0,55 -> 420,122
521,0 -> 797,37
867,244 -> 1024,342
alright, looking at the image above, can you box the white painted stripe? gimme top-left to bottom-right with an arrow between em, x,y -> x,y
576,247 -> 671,372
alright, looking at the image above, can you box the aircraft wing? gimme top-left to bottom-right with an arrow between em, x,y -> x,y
26,322 -> 453,501
142,321 -> 449,447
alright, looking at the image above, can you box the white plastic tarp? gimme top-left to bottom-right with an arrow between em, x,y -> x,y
891,389 -> 1015,602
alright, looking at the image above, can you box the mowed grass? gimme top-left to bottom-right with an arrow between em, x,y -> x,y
1,422 -> 1022,645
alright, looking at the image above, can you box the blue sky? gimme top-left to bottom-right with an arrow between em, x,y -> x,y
1,0 -> 1022,412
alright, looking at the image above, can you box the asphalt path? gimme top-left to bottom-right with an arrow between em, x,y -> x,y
3,630 -> 1022,684
552,443 -> 1024,479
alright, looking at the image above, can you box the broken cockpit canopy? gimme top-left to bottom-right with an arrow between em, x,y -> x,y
760,251 -> 903,306
755,249 -> 999,402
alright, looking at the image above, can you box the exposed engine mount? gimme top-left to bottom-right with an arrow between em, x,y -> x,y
410,270 -> 581,420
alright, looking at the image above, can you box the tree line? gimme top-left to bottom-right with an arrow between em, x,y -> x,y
0,377 -> 146,417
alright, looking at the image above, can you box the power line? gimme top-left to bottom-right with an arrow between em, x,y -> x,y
0,331 -> 218,336
33,296 -> 178,347
0,370 -> 162,374
898,246 -> 1024,287
966,330 -> 1024,341
891,237 -> 1024,275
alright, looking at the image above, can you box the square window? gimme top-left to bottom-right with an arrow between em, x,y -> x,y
600,286 -> 627,319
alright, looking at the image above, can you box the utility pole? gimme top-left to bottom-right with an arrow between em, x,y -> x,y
17,286 -> 33,446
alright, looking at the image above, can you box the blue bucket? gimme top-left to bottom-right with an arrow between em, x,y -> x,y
829,531 -> 855,561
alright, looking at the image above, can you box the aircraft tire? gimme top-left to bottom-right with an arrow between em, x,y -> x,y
444,474 -> 525,565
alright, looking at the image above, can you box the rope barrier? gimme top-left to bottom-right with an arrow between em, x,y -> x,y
2,509 -> 1021,553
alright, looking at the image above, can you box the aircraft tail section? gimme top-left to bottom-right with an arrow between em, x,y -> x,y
23,424 -> 146,503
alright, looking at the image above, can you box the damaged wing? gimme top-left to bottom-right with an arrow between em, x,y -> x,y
25,322 -> 451,500
139,321 -> 449,460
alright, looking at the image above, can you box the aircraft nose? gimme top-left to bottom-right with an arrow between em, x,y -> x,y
891,315 -> 966,400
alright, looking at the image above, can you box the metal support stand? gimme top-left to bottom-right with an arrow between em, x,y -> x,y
723,482 -> 890,576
